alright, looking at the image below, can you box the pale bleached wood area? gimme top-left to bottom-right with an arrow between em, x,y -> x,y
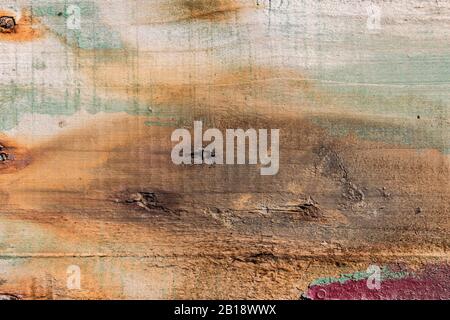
0,0 -> 448,299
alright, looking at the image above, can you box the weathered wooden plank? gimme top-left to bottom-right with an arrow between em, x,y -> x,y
0,0 -> 448,299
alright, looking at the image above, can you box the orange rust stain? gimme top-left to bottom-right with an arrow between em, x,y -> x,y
0,9 -> 43,42
144,0 -> 254,24
181,0 -> 246,21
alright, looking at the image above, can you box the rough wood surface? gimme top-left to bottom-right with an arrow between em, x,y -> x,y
0,0 -> 448,299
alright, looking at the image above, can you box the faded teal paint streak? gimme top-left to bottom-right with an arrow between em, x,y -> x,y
308,52 -> 450,152
310,115 -> 449,153
31,1 -> 122,49
310,266 -> 409,287
0,84 -> 153,131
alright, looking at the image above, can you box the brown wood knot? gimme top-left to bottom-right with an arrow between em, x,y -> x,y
299,198 -> 320,213
0,16 -> 16,33
295,196 -> 322,219
0,140 -> 31,173
275,196 -> 324,220
124,192 -> 172,213
0,143 -> 13,162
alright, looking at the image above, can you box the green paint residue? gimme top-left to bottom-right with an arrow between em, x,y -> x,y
0,84 -> 80,131
0,83 -> 155,131
311,115 -> 449,154
320,54 -> 450,86
31,1 -> 122,49
310,266 -> 410,287
309,49 -> 449,153
145,110 -> 182,127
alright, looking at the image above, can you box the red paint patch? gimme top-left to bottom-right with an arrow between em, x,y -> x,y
306,264 -> 450,300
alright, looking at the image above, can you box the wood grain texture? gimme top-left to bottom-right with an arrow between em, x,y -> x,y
0,0 -> 448,299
